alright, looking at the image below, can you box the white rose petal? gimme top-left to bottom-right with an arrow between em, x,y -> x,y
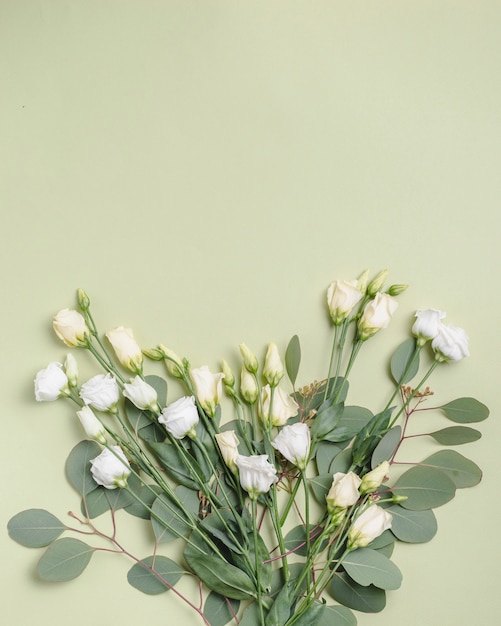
76,406 -> 107,444
259,385 -> 299,427
326,471 -> 362,511
235,454 -> 278,499
80,373 -> 120,412
34,362 -> 69,401
348,504 -> 393,549
412,309 -> 446,344
327,279 -> 363,325
432,323 -> 469,362
90,446 -> 131,489
106,326 -> 143,373
358,293 -> 398,341
123,376 -> 159,411
272,422 -> 311,470
53,309 -> 89,347
191,366 -> 224,417
158,396 -> 199,439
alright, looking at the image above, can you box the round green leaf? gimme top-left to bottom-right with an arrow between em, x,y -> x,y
151,488 -> 198,543
37,538 -> 94,581
8,509 -> 66,548
371,426 -> 402,468
285,334 -> 301,386
387,505 -> 437,543
440,397 -> 489,423
390,338 -> 419,384
65,440 -> 101,495
342,548 -> 402,590
127,555 -> 184,595
393,465 -> 456,510
315,442 -> 342,475
203,592 -> 240,626
329,572 -> 386,613
422,450 -> 482,488
430,426 -> 481,445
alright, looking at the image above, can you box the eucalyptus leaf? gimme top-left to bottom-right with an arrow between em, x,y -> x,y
390,338 -> 419,384
315,442 -> 342,475
65,440 -> 101,495
149,440 -> 203,490
124,483 -> 162,519
422,450 -> 482,488
309,473 -> 333,504
387,505 -> 437,543
127,555 -> 183,595
266,582 -> 293,625
203,592 -> 240,626
329,449 -> 353,474
8,509 -> 66,548
285,334 -> 301,386
342,548 -> 402,590
284,525 -> 325,557
429,426 -> 481,446
440,397 -> 489,423
371,426 -> 402,468
37,538 -> 94,582
310,399 -> 344,441
325,405 -> 373,443
393,466 -> 456,510
330,572 -> 386,613
151,489 -> 198,543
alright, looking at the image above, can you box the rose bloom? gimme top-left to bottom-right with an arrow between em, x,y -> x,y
158,396 -> 199,439
432,323 -> 469,362
190,366 -> 225,417
106,326 -> 143,374
259,385 -> 299,427
53,309 -> 89,347
123,376 -> 159,412
348,504 -> 393,549
235,454 -> 278,499
326,279 -> 363,325
357,293 -> 398,341
215,430 -> 240,471
412,309 -> 446,345
263,342 -> 284,387
272,422 -> 311,470
90,446 -> 131,489
80,373 -> 120,412
76,406 -> 107,444
34,362 -> 69,401
326,471 -> 362,511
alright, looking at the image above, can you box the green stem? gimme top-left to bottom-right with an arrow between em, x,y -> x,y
252,498 -> 266,626
388,360 -> 440,428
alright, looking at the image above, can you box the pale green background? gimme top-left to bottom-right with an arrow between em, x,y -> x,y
1,1 -> 500,625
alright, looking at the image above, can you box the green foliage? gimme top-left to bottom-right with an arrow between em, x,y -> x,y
149,440 -> 204,490
440,397 -> 489,423
8,509 -> 66,548
325,406 -> 373,443
393,466 -> 456,510
65,440 -> 101,495
387,506 -> 437,543
203,592 -> 240,626
421,450 -> 482,488
315,442 -> 343,475
151,487 -> 199,543
310,399 -> 344,441
390,338 -> 419,384
342,548 -> 402,590
330,572 -> 386,613
127,555 -> 183,595
429,426 -> 481,445
285,335 -> 301,386
37,538 -> 94,582
371,426 -> 401,467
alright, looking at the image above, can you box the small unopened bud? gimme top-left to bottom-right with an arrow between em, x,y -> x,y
367,269 -> 389,296
357,269 -> 370,294
142,347 -> 165,361
221,359 -> 235,387
392,494 -> 408,504
239,343 -> 259,373
263,342 -> 284,387
240,366 -> 258,404
64,353 -> 78,387
77,288 -> 90,311
387,284 -> 408,296
159,345 -> 185,378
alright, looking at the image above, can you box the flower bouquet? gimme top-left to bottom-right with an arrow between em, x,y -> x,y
8,270 -> 489,626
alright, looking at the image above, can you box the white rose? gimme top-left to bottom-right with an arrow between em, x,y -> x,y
34,362 -> 69,401
158,396 -> 199,439
412,309 -> 446,345
80,373 -> 120,412
240,366 -> 258,404
76,406 -> 107,444
106,326 -> 143,374
263,342 -> 284,387
259,385 -> 299,427
326,471 -> 362,512
360,461 -> 390,494
327,279 -> 363,325
235,454 -> 278,499
432,323 -> 469,362
123,376 -> 159,412
215,430 -> 240,471
190,366 -> 224,417
358,292 -> 398,341
348,504 -> 393,549
90,445 -> 131,489
272,422 -> 311,470
53,309 -> 89,347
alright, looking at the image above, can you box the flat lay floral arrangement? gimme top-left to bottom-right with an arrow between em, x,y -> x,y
8,270 -> 489,626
